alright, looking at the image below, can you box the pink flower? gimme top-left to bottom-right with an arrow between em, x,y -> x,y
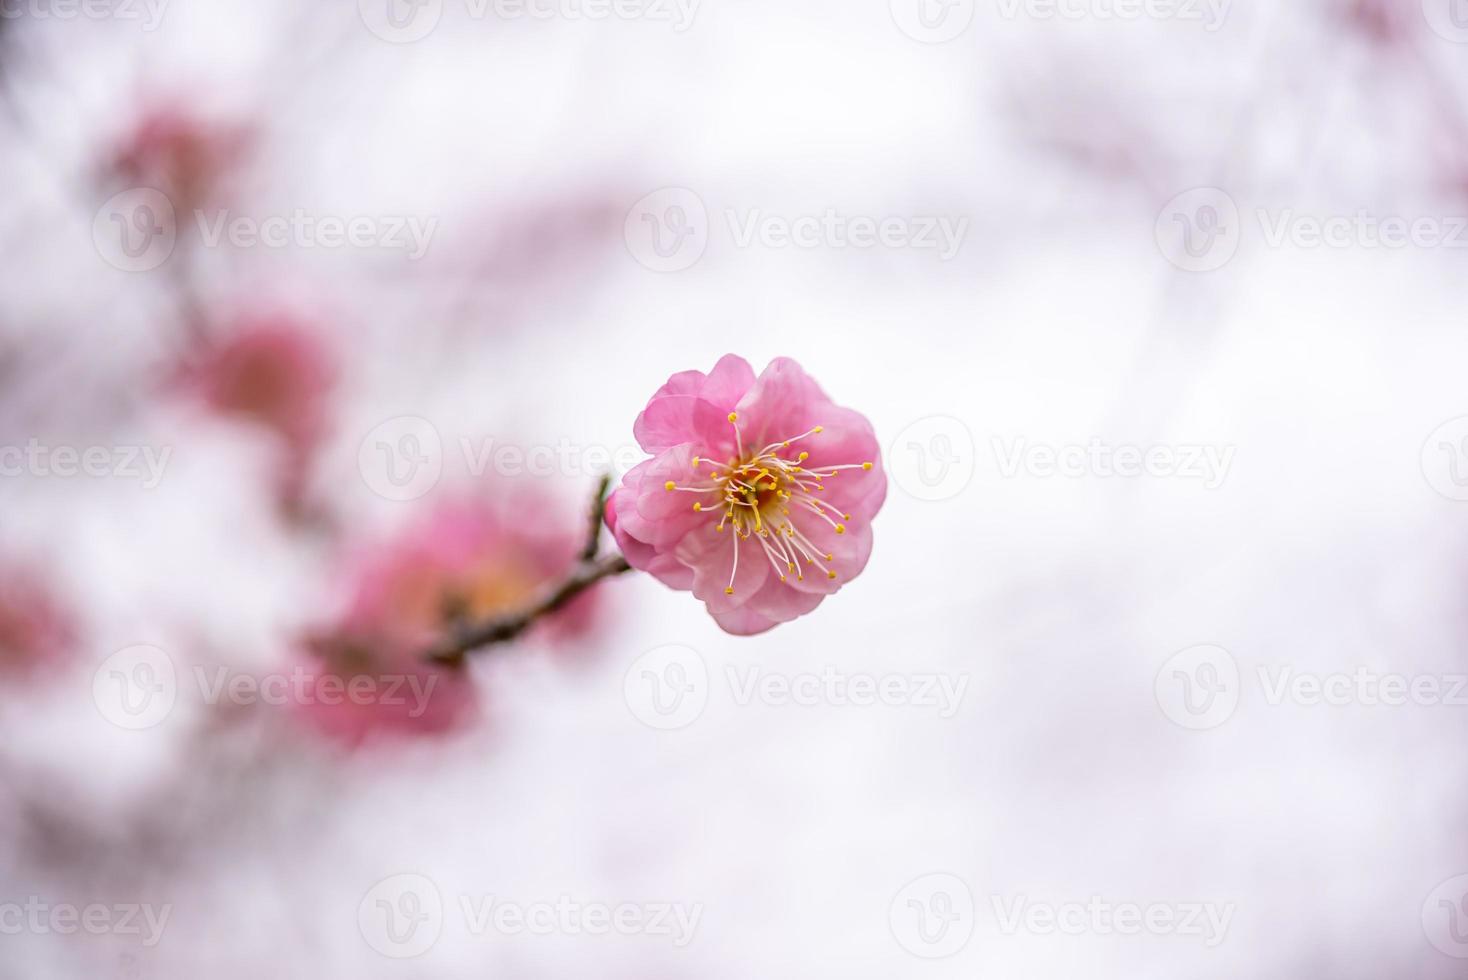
293,495 -> 601,743
607,355 -> 886,636
0,570 -> 73,677
103,103 -> 251,215
1339,0 -> 1412,47
181,313 -> 336,512
188,314 -> 334,448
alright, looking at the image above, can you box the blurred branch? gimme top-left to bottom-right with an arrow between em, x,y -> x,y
166,234 -> 210,346
426,476 -> 631,666
579,472 -> 611,562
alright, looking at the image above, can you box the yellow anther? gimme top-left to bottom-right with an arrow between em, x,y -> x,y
798,452 -> 809,462
814,426 -> 824,433
827,570 -> 837,580
693,503 -> 702,512
835,524 -> 846,535
728,412 -> 739,423
843,513 -> 852,521
664,481 -> 675,491
787,562 -> 796,573
693,457 -> 701,468
725,587 -> 735,595
824,553 -> 834,561
862,462 -> 873,471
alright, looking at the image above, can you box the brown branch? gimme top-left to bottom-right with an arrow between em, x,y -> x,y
580,473 -> 611,562
425,476 -> 631,667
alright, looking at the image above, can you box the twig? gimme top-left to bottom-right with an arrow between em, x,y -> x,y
580,473 -> 611,562
425,476 -> 631,666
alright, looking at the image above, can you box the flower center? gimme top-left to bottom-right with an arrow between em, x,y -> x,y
664,412 -> 873,595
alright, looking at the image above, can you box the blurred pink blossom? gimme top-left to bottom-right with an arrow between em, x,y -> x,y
1339,0 -> 1414,46
0,570 -> 73,677
292,494 -> 602,744
607,355 -> 886,636
179,312 -> 336,513
102,102 -> 252,215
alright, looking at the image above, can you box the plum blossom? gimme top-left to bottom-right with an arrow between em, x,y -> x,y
180,313 -> 335,512
293,495 -> 602,743
0,570 -> 73,677
103,103 -> 252,215
607,355 -> 886,636
1337,0 -> 1413,47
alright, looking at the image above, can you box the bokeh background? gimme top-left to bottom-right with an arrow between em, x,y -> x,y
3,0 -> 1468,976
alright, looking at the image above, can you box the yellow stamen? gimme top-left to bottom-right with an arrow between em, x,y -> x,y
692,418 -> 871,597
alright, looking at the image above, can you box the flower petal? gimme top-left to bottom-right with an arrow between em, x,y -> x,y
697,354 -> 756,410
676,523 -> 770,614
